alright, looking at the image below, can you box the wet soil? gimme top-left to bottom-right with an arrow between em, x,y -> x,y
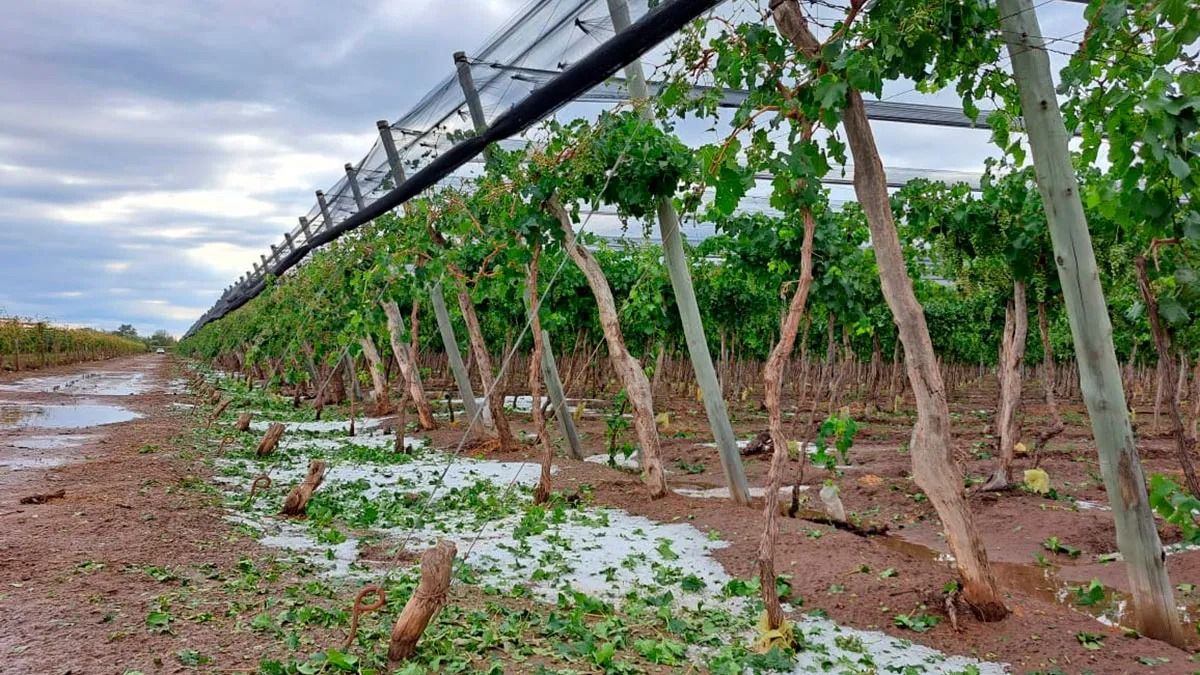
0,356 -> 352,673
3,355 -> 1199,673
423,386 -> 1200,675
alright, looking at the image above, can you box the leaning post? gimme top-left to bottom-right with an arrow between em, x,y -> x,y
604,0 -> 749,504
997,0 -> 1184,644
453,49 -> 578,452
377,119 -> 483,429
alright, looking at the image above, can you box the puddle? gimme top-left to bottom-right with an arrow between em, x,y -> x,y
7,434 -> 92,449
676,484 -> 805,499
248,417 -> 387,434
584,453 -> 640,470
875,531 -> 1189,628
437,396 -> 602,423
0,434 -> 93,473
0,371 -> 150,396
0,401 -> 140,430
0,455 -> 70,470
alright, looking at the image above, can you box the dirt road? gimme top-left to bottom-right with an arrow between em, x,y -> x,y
0,356 -> 297,673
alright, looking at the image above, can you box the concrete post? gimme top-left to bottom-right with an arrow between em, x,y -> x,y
316,190 -> 333,230
454,52 -> 490,136
298,216 -> 312,243
998,0 -> 1183,643
604,0 -> 749,504
345,163 -> 366,211
431,281 -> 484,428
455,48 -> 578,453
377,120 -> 407,191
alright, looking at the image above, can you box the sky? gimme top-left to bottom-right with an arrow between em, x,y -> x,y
0,0 -> 1086,338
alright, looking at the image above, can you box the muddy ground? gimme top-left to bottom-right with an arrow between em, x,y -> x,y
0,354 -> 1198,673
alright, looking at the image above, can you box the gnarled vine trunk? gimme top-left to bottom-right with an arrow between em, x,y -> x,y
548,195 -> 668,499
771,0 -> 1006,620
983,280 -> 1027,491
381,301 -> 437,430
1032,301 -> 1064,464
1134,256 -> 1200,497
359,335 -> 391,412
527,244 -> 555,504
758,207 -> 816,630
454,285 -> 518,451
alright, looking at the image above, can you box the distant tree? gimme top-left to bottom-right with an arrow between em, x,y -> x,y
147,330 -> 176,348
113,324 -> 139,340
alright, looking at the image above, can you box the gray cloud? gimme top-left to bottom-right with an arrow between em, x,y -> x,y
0,0 -> 523,336
0,0 -> 1087,337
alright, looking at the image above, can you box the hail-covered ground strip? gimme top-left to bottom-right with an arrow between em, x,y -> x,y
209,389 -> 1005,675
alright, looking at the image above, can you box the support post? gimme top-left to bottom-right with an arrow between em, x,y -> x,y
377,120 -> 407,191
453,52 -> 491,149
376,120 -> 477,429
284,232 -> 295,254
541,330 -> 583,459
345,163 -> 366,211
605,0 -> 749,504
298,216 -> 313,242
455,49 -> 577,453
316,190 -> 333,230
431,282 -> 484,429
997,0 -> 1184,644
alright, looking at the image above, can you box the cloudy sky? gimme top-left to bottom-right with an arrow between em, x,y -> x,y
0,0 -> 1085,337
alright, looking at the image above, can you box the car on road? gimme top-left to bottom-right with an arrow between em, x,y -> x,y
155,347 -> 166,354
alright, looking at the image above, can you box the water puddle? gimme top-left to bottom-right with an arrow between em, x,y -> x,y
676,484 -> 803,499
7,434 -> 92,450
0,371 -> 150,396
875,531 -> 1198,628
248,417 -> 387,434
0,455 -> 70,470
0,401 -> 140,430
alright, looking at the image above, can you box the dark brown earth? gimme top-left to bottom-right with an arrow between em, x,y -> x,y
426,387 -> 1200,675
0,356 -> 357,673
2,354 -> 1199,673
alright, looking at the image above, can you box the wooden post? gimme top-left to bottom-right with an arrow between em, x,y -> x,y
605,0 -> 749,505
997,0 -> 1184,644
388,540 -> 456,662
236,412 -> 252,432
298,216 -> 313,243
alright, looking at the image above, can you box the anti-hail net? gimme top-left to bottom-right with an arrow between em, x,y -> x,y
281,0 -> 655,252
